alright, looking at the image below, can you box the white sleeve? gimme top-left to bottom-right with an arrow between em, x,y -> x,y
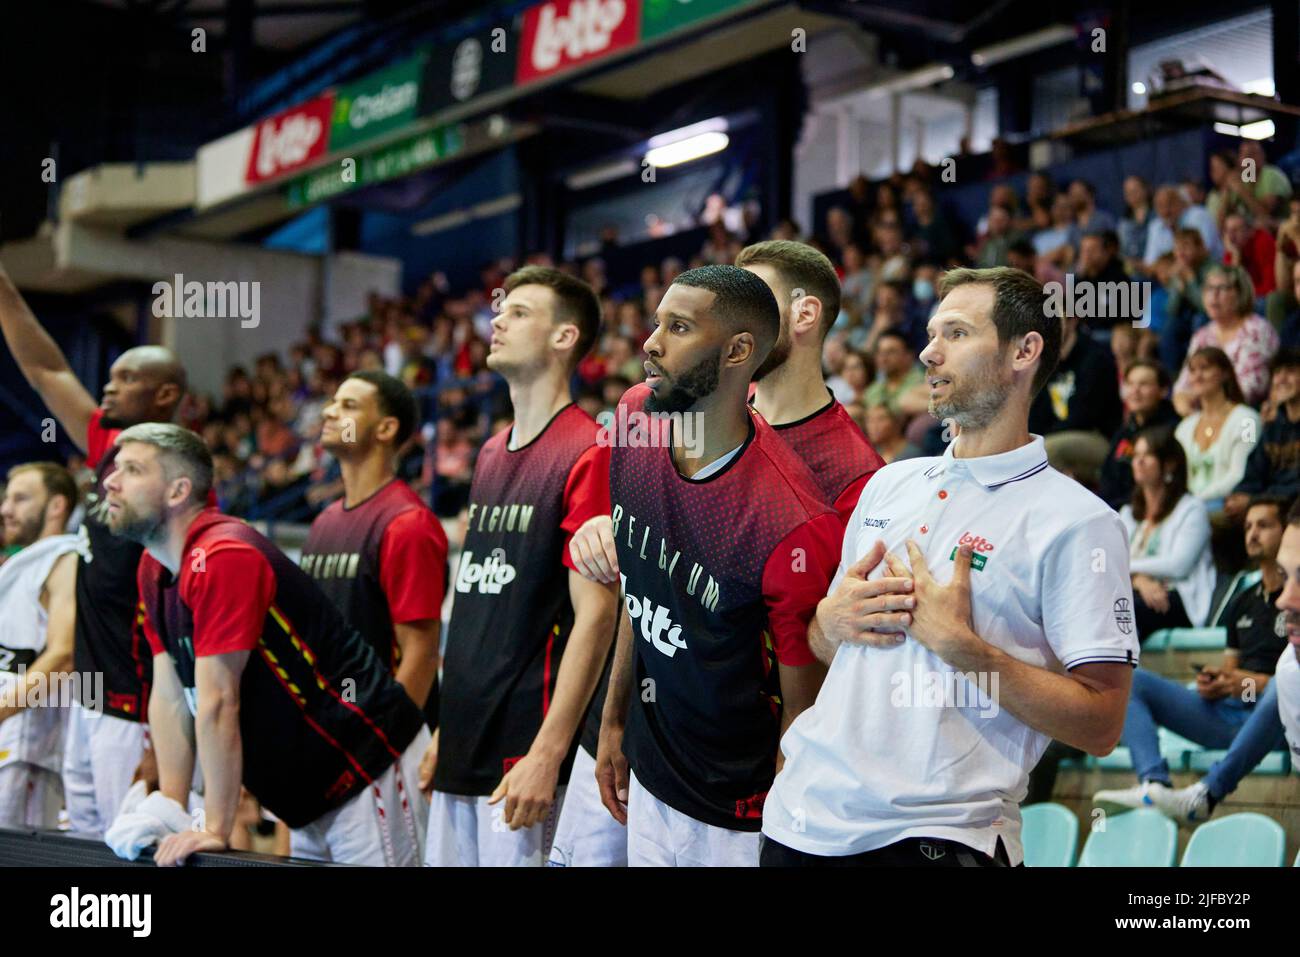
1040,508 -> 1140,670
1199,409 -> 1260,500
1128,498 -> 1210,580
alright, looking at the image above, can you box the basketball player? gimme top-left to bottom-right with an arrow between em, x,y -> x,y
300,371 -> 446,726
553,241 -> 882,866
0,463 -> 79,827
593,265 -> 843,867
423,266 -> 620,867
0,261 -> 186,836
104,423 -> 428,866
761,266 -> 1138,867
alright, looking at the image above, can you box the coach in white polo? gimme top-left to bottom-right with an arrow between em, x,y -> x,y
1269,503 -> 1300,767
762,267 -> 1139,867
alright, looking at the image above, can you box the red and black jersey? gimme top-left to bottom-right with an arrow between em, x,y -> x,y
73,409 -> 152,720
434,404 -> 610,796
754,389 -> 885,527
613,384 -> 841,831
137,510 -> 425,828
301,479 -> 448,726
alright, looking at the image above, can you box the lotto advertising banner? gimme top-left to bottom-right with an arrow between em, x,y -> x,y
244,92 -> 336,186
516,0 -> 642,85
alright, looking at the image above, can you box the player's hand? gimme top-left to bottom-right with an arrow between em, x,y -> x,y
417,728 -> 439,797
884,542 -> 975,661
154,829 -> 227,867
817,540 -> 915,649
569,515 -> 619,583
594,722 -> 629,826
488,750 -> 560,830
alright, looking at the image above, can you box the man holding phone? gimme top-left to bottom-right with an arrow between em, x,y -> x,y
1094,496 -> 1292,824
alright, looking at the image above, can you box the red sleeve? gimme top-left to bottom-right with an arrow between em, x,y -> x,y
832,473 -> 870,531
559,442 -> 612,573
182,542 -> 276,657
379,507 -> 449,624
761,511 -> 843,666
135,556 -> 165,657
85,408 -> 114,470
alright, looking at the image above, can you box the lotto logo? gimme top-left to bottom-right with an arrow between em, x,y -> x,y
625,593 -> 686,658
455,549 -> 517,594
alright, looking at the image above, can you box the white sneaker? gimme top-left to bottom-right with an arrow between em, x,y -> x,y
1091,780 -> 1172,816
1092,780 -> 1213,826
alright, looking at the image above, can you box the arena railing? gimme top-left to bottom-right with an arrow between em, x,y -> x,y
0,828 -> 334,867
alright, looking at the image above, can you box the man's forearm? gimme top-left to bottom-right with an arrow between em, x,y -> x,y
532,600 -> 617,759
393,621 -> 439,711
195,695 -> 243,841
935,631 -> 1125,754
600,607 -> 635,730
808,607 -> 838,665
0,271 -> 72,380
149,691 -> 196,808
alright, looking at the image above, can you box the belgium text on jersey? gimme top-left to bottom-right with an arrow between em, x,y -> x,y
596,406 -> 704,457
0,668 -> 103,711
49,888 -> 151,938
612,504 -> 722,617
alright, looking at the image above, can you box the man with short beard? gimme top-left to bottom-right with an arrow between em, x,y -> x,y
555,241 -> 884,867
104,424 -> 428,866
762,266 -> 1138,866
0,463 -> 79,827
593,265 -> 842,866
0,261 -> 189,836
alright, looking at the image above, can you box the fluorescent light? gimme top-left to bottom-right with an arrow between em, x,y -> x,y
645,132 -> 729,168
1243,78 -> 1275,96
865,63 -> 956,99
1131,81 -> 1146,95
970,25 -> 1075,68
646,118 -> 728,151
1240,119 -> 1276,140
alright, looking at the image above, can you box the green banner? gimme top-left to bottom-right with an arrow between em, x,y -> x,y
640,0 -> 754,41
286,124 -> 465,208
330,56 -> 424,151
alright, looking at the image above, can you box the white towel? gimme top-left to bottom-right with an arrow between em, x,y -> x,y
105,781 -> 193,861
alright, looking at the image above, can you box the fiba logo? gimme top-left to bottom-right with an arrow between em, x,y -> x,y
455,548 -> 517,594
451,38 -> 483,101
625,593 -> 686,658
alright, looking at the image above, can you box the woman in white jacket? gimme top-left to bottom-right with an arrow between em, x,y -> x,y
1173,346 -> 1260,510
1119,427 -> 1217,642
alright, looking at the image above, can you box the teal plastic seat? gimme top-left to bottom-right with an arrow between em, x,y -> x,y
1158,728 -> 1199,772
1166,627 -> 1228,651
1021,803 -> 1078,867
1144,629 -> 1172,652
1079,808 -> 1177,867
1094,745 -> 1133,771
1180,813 -> 1286,867
1189,748 -> 1290,774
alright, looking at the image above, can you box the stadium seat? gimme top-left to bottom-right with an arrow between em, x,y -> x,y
1180,813 -> 1286,867
1143,630 -> 1171,652
1079,809 -> 1177,867
1093,745 -> 1132,771
1158,728 -> 1198,772
1021,803 -> 1078,867
1188,748 -> 1291,775
1165,628 -> 1228,651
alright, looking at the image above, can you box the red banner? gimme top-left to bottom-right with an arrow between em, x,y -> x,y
517,0 -> 642,85
245,93 -> 336,185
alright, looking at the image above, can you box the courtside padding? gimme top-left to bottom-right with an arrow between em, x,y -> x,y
0,828 -> 333,866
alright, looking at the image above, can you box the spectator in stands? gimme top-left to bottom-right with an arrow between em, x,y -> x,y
1227,348 -> 1300,519
1206,149 -> 1248,228
1119,175 -> 1155,271
1075,230 -> 1132,337
864,330 -> 927,421
1018,172 -> 1055,234
1068,178 -> 1116,235
871,182 -> 902,234
908,188 -> 959,265
864,403 -> 919,464
824,341 -> 860,405
1120,426 -> 1216,637
1145,184 -> 1224,267
1032,194 -> 1080,268
973,204 -> 1022,269
840,241 -> 874,320
911,262 -> 939,320
1222,212 -> 1276,302
1094,495 -> 1292,824
975,184 -> 1020,236
1173,263 -> 1279,414
1100,359 -> 1179,510
1173,347 -> 1260,508
825,206 -> 856,263
856,280 -> 922,354
1236,139 -> 1294,225
1005,238 -> 1037,276
1273,198 -> 1300,323
985,137 -> 1021,180
1028,310 -> 1123,487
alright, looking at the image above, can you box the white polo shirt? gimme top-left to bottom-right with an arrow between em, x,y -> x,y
762,434 -> 1139,865
1275,646 -> 1300,765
